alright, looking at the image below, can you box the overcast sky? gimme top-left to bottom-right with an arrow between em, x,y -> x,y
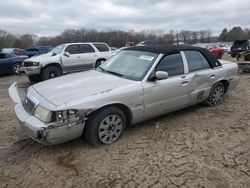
0,0 -> 249,36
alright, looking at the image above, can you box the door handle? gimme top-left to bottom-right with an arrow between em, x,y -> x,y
210,74 -> 216,78
77,56 -> 80,58
181,81 -> 189,85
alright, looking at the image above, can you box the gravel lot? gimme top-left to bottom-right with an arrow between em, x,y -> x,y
0,55 -> 250,188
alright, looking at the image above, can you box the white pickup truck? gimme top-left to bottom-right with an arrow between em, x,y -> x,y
17,42 -> 112,82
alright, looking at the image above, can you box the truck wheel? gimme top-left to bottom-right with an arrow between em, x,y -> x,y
84,107 -> 126,147
42,66 -> 61,80
28,75 -> 41,83
95,60 -> 103,68
206,82 -> 225,106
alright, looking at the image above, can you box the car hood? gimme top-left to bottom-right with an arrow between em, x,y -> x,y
24,52 -> 57,62
32,70 -> 135,107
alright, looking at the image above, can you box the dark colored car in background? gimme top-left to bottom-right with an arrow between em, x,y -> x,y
230,40 -> 250,57
0,53 -> 28,75
194,43 -> 224,59
23,46 -> 53,57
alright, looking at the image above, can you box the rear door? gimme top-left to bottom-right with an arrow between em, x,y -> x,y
183,51 -> 215,104
143,53 -> 190,118
78,44 -> 97,69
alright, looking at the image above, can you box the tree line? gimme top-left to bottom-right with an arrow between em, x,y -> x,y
218,27 -> 250,42
0,27 -> 249,50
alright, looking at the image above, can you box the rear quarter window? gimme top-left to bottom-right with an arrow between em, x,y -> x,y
184,51 -> 210,72
93,43 -> 110,52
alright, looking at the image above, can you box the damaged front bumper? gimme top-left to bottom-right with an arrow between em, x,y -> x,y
9,82 -> 86,145
16,66 -> 41,76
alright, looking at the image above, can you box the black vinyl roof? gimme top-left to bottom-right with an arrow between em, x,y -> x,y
125,44 -> 222,68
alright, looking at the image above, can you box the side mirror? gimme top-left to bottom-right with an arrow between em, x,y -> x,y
64,52 -> 70,57
156,71 -> 168,80
149,71 -> 168,81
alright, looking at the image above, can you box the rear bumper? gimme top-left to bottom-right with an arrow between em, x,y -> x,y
228,76 -> 240,90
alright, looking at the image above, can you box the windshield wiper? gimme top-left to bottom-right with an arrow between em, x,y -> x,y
98,67 -> 124,78
106,70 -> 124,77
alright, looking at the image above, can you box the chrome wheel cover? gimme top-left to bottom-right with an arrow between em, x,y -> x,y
212,85 -> 224,105
98,114 -> 123,144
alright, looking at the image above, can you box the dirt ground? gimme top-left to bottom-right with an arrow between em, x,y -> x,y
0,54 -> 250,188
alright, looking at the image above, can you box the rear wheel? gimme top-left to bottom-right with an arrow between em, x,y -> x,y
206,82 -> 225,106
84,107 -> 126,147
41,66 -> 61,81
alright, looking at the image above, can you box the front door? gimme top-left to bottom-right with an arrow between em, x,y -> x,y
62,44 -> 82,72
143,53 -> 190,119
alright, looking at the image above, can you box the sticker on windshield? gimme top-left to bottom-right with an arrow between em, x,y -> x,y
139,55 -> 154,61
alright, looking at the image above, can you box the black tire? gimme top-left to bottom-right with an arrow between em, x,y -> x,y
12,63 -> 21,74
84,107 -> 126,147
95,60 -> 103,68
41,66 -> 61,81
205,82 -> 225,106
28,75 -> 41,83
231,53 -> 236,58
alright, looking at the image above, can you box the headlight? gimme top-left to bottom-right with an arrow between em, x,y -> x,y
56,109 -> 79,123
34,106 -> 52,123
33,62 -> 39,66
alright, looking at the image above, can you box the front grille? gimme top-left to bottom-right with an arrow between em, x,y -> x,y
23,61 -> 34,67
23,97 -> 36,114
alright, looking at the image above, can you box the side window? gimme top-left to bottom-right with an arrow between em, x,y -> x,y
93,43 -> 110,52
5,54 -> 13,58
65,45 -> 79,54
79,44 -> 95,53
185,51 -> 202,72
156,53 -> 184,77
199,53 -> 210,69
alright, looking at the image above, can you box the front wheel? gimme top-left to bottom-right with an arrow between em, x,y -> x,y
95,60 -> 103,68
84,107 -> 126,147
41,66 -> 62,81
206,82 -> 225,106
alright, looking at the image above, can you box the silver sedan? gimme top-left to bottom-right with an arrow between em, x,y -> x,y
9,45 -> 239,146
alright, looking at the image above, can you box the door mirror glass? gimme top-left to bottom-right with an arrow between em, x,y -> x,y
156,71 -> 168,80
64,52 -> 70,57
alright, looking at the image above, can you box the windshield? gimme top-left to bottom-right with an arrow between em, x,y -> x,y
98,50 -> 158,81
51,44 -> 66,55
